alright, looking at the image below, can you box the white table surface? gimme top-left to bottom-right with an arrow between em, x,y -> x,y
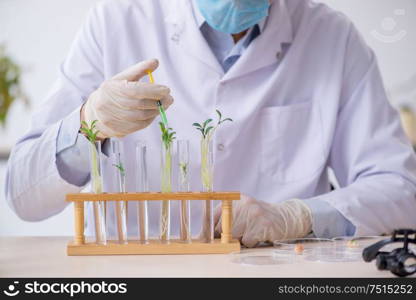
1,237 -> 408,278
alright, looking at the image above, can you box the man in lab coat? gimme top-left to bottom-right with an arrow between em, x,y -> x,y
5,0 -> 416,247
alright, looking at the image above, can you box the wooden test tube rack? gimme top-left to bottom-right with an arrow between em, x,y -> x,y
66,192 -> 241,255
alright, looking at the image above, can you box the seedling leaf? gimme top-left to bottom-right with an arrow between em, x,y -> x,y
81,120 -> 100,144
112,163 -> 126,177
203,119 -> 213,128
205,126 -> 214,136
159,122 -> 176,149
216,109 -> 222,120
193,109 -> 232,140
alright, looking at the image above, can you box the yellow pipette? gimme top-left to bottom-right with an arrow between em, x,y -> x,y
147,70 -> 168,127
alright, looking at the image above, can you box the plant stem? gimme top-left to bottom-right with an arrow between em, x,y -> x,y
90,144 -> 102,194
160,143 -> 172,241
200,137 -> 214,242
115,171 -> 127,244
89,142 -> 106,244
201,137 -> 213,192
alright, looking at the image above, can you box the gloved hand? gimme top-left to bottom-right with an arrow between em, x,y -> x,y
214,195 -> 313,248
81,59 -> 173,139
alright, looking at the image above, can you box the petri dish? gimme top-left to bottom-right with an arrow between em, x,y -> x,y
341,237 -> 416,253
331,236 -> 416,261
273,238 -> 334,255
332,236 -> 385,253
229,249 -> 297,266
303,247 -> 363,263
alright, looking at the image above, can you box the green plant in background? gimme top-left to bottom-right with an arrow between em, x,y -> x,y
0,45 -> 28,126
81,120 -> 102,194
159,121 -> 176,241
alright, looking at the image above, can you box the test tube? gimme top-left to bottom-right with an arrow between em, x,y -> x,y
160,142 -> 172,243
111,139 -> 128,244
178,140 -> 191,242
135,140 -> 149,244
89,141 -> 106,245
200,138 -> 214,243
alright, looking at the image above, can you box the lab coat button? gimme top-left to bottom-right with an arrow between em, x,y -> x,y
217,144 -> 225,151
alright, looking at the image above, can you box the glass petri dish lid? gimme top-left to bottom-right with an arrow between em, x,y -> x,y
332,236 -> 385,252
333,236 -> 416,253
229,249 -> 297,266
303,247 -> 363,263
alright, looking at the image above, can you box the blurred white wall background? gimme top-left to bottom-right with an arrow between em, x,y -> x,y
0,0 -> 98,236
323,0 -> 416,107
0,0 -> 415,236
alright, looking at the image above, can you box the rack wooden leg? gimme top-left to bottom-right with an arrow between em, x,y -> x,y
221,200 -> 232,243
74,202 -> 85,245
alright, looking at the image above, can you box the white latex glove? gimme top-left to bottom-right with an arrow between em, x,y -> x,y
81,59 -> 173,138
214,195 -> 313,248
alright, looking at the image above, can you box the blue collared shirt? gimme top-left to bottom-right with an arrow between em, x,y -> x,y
198,20 -> 264,72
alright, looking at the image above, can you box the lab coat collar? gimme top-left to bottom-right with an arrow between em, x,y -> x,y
222,0 -> 294,82
165,0 -> 293,80
164,0 -> 223,75
191,0 -> 206,29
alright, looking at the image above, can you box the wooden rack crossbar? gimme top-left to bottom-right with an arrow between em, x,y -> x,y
66,192 -> 241,202
66,192 -> 241,256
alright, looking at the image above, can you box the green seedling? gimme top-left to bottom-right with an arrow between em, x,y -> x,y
159,122 -> 176,150
80,119 -> 106,243
193,110 -> 233,242
179,162 -> 188,177
192,109 -> 233,140
80,120 -> 99,144
113,163 -> 126,177
159,121 -> 176,241
179,162 -> 188,188
80,120 -> 102,194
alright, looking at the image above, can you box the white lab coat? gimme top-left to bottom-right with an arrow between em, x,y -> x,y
6,0 -> 416,237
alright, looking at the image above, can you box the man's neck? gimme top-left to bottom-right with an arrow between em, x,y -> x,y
232,30 -> 248,43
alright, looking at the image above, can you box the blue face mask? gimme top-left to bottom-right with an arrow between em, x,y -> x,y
195,0 -> 270,34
